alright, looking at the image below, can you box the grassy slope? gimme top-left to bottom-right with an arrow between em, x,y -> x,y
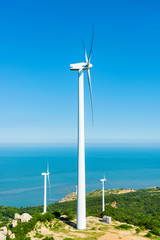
1,187 -> 160,230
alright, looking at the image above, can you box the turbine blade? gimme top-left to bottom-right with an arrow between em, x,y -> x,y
106,180 -> 110,185
48,174 -> 51,193
47,160 -> 49,173
87,68 -> 93,123
88,27 -> 94,63
82,39 -> 88,63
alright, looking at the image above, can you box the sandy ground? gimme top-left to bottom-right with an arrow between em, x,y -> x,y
99,225 -> 148,240
27,216 -> 150,240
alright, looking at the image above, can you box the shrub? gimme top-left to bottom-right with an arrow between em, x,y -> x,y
43,237 -> 54,240
53,211 -> 61,218
63,238 -> 74,240
135,228 -> 141,234
115,224 -> 133,230
140,226 -> 145,231
0,221 -> 8,228
91,227 -> 96,230
36,212 -> 54,222
151,227 -> 160,236
145,231 -> 152,238
34,233 -> 44,238
64,210 -> 74,221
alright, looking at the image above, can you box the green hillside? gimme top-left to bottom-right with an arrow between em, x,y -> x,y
1,187 -> 160,237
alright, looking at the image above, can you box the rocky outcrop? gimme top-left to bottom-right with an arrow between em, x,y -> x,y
0,227 -> 7,240
0,213 -> 32,240
14,213 -> 21,220
14,212 -> 32,223
10,233 -> 15,239
0,233 -> 6,240
20,213 -> 32,223
0,226 -> 7,235
11,220 -> 18,228
7,230 -> 15,239
0,226 -> 15,239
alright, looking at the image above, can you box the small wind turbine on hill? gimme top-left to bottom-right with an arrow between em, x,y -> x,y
70,30 -> 94,230
41,163 -> 51,214
100,175 -> 109,212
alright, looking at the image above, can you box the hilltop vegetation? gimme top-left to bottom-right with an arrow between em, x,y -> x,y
1,187 -> 160,238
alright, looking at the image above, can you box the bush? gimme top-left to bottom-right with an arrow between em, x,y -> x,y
34,233 -> 44,238
151,227 -> 160,236
64,210 -> 74,221
53,211 -> 61,218
63,238 -> 74,240
115,224 -> 133,230
0,221 -> 8,228
145,231 -> 152,238
43,237 -> 54,240
91,227 -> 96,230
135,228 -> 141,234
36,212 -> 54,222
140,226 -> 145,231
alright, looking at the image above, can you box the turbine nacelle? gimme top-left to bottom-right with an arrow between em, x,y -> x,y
100,178 -> 106,182
70,62 -> 93,71
41,172 -> 49,176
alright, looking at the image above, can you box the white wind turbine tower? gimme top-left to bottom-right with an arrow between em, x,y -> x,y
100,175 -> 108,212
41,163 -> 51,214
70,31 -> 94,230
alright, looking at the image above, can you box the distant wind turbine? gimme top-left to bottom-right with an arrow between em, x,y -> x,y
100,176 -> 106,212
70,30 -> 94,230
41,163 -> 51,214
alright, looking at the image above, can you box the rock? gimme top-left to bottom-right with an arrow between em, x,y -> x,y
8,229 -> 12,236
10,233 -> 15,239
11,220 -> 18,228
21,213 -> 32,223
0,226 -> 7,235
7,230 -> 15,239
0,233 -> 6,240
14,213 -> 21,220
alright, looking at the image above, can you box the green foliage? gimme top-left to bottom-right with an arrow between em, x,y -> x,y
7,212 -> 55,240
34,233 -> 44,238
43,237 -> 54,240
63,238 -> 74,240
2,187 -> 160,237
145,231 -> 152,238
115,224 -> 133,230
140,226 -> 145,231
135,228 -> 141,233
36,212 -> 55,222
52,211 -> 61,218
64,210 -> 74,221
0,221 -> 8,227
151,226 -> 160,236
91,227 -> 96,230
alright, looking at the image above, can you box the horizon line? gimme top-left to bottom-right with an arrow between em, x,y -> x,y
0,140 -> 160,147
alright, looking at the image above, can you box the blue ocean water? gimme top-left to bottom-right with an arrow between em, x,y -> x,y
0,145 -> 160,207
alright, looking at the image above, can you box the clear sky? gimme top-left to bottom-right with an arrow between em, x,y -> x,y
0,0 -> 160,144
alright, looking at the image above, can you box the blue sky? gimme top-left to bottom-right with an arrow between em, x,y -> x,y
0,0 -> 160,144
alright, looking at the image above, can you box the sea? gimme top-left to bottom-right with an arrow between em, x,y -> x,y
0,144 -> 160,208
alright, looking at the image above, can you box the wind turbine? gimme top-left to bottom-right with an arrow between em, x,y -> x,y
100,175 -> 110,212
70,31 -> 94,230
41,163 -> 51,214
